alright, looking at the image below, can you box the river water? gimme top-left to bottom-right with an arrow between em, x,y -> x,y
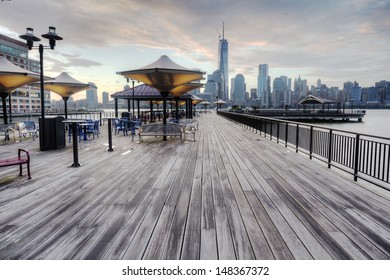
311,109 -> 390,138
4,109 -> 390,139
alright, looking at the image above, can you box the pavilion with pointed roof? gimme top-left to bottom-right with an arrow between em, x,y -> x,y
111,83 -> 196,120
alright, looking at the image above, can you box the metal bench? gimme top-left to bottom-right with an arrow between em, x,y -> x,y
0,124 -> 16,142
0,149 -> 31,179
139,123 -> 183,142
17,121 -> 38,141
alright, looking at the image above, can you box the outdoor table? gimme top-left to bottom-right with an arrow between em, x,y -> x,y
63,119 -> 85,167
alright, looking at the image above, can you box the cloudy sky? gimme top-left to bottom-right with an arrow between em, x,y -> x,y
1,0 -> 389,100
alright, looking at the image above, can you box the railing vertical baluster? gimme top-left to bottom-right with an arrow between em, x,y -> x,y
309,126 -> 313,159
381,144 -> 386,181
285,122 -> 288,148
328,130 -> 333,168
296,124 -> 299,153
277,122 -> 280,143
354,134 -> 360,181
373,142 -> 378,178
387,145 -> 390,183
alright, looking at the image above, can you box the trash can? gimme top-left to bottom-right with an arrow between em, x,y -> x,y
39,116 -> 66,150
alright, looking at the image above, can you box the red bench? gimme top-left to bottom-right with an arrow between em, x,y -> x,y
0,149 -> 31,179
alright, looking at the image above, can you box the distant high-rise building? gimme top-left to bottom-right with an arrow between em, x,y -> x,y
273,77 -> 286,108
218,23 -> 229,101
205,70 -> 224,100
250,88 -> 257,100
102,91 -> 109,106
257,64 -> 269,107
232,74 -> 246,106
294,75 -> 308,98
343,81 -> 354,102
351,81 -> 362,103
375,80 -> 390,104
86,82 -> 98,108
317,79 -> 322,88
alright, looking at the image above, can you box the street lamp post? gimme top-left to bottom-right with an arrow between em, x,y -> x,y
132,80 -> 135,120
19,27 -> 63,151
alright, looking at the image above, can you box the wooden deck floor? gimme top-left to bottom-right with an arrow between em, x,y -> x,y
1,112 -> 390,260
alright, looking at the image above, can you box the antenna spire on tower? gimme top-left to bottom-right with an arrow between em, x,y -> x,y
222,22 -> 224,39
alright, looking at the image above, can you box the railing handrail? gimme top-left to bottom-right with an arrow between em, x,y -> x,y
227,111 -> 390,141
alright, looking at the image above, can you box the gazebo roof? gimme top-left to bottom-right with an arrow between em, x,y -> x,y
299,95 -> 339,105
111,83 -> 192,101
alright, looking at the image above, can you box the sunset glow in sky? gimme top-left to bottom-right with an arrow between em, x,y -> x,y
1,0 -> 389,100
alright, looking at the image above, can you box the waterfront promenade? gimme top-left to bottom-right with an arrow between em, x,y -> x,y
0,112 -> 389,259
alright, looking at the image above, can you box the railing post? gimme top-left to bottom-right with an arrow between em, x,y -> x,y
270,120 -> 273,141
354,134 -> 360,181
309,126 -> 313,159
277,121 -> 280,143
296,124 -> 299,153
285,122 -> 288,148
328,129 -> 333,168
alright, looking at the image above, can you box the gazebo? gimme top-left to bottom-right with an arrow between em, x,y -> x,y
298,95 -> 341,111
111,84 -> 195,122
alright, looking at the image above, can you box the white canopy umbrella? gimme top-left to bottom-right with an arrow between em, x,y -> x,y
0,57 -> 41,124
117,55 -> 204,140
214,98 -> 227,112
190,94 -> 203,104
41,72 -> 95,119
198,100 -> 211,113
214,99 -> 227,105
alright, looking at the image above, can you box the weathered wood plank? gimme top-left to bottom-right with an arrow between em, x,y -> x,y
1,113 -> 390,260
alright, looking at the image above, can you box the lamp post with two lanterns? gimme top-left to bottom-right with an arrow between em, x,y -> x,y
19,26 -> 63,150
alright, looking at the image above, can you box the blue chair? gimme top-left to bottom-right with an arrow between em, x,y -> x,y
113,118 -> 129,135
85,120 -> 99,139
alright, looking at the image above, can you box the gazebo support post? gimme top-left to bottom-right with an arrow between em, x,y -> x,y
114,99 -> 118,118
161,92 -> 169,141
149,100 -> 154,123
1,93 -> 8,124
190,99 -> 193,119
175,97 -> 179,120
137,100 -> 140,119
8,94 -> 12,123
62,96 -> 69,119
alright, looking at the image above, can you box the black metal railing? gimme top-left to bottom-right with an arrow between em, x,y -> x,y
218,111 -> 390,190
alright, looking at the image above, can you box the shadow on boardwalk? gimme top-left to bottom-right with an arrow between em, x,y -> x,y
0,112 -> 390,259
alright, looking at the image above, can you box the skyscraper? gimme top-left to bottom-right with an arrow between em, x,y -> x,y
218,23 -> 229,101
86,82 -> 98,109
257,64 -> 269,107
232,74 -> 246,106
102,91 -> 109,106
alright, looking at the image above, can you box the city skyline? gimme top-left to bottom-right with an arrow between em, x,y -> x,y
1,0 -> 389,101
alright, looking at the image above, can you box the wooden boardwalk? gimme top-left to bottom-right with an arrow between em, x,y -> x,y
0,112 -> 389,260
